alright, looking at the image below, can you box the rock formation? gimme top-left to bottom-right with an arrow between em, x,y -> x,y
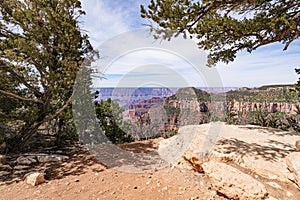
286,152 -> 300,187
202,161 -> 268,199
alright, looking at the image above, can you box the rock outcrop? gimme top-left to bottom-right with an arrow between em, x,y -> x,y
285,152 -> 300,187
158,123 -> 300,198
202,161 -> 268,199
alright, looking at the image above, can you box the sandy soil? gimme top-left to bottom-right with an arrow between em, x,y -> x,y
1,123 -> 299,200
0,138 -> 223,200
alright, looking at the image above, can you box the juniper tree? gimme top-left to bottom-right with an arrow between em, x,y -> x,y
0,0 -> 93,151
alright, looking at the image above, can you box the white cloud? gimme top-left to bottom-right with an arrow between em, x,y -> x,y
80,0 -> 148,47
80,0 -> 300,88
216,42 -> 300,87
89,29 -> 222,88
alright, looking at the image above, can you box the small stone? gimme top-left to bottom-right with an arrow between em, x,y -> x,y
267,182 -> 281,189
14,165 -> 30,170
295,140 -> 300,151
17,156 -> 37,165
0,155 -> 6,164
146,181 -> 151,185
13,170 -> 27,175
0,171 -> 10,176
133,186 -> 138,189
286,191 -> 293,197
162,186 -> 168,191
75,179 -> 80,182
0,164 -> 12,171
11,177 -> 21,183
37,154 -> 69,163
24,172 -> 45,186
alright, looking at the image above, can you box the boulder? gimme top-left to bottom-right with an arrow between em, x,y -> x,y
285,152 -> 300,187
202,161 -> 268,200
24,172 -> 45,186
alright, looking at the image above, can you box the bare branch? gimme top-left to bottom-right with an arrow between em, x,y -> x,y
0,89 -> 43,103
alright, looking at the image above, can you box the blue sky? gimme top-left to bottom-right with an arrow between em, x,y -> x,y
80,0 -> 300,88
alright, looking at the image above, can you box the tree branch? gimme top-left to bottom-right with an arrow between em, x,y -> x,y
1,63 -> 43,98
44,88 -> 76,122
283,30 -> 299,50
0,89 -> 43,103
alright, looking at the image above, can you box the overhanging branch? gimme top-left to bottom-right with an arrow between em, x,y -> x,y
0,89 -> 43,103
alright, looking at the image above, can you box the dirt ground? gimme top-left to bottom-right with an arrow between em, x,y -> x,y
0,139 -> 224,200
1,123 -> 300,200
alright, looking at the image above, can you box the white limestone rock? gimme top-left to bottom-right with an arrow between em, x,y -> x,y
202,161 -> 268,200
24,172 -> 45,186
285,152 -> 300,188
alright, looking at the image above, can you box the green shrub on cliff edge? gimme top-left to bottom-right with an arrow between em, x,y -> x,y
95,97 -> 134,144
249,109 -> 300,132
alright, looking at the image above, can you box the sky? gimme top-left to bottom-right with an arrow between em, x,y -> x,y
80,0 -> 300,88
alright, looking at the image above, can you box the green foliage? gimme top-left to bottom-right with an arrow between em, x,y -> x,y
226,85 -> 298,103
225,110 -> 240,125
173,87 -> 211,101
95,98 -> 134,144
141,0 -> 300,67
249,109 -> 300,132
164,106 -> 180,117
163,129 -> 178,138
296,68 -> 300,96
0,0 -> 93,151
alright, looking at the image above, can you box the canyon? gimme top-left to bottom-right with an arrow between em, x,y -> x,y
123,86 -> 299,134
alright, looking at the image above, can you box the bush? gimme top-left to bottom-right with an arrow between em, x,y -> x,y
225,110 -> 240,125
95,98 -> 134,144
163,129 -> 178,138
